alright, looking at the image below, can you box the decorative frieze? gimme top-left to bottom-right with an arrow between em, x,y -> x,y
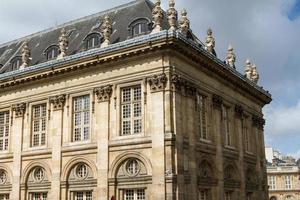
12,103 -> 26,118
94,85 -> 113,102
50,94 -> 66,110
234,105 -> 243,118
148,73 -> 167,92
252,115 -> 265,130
212,94 -> 223,109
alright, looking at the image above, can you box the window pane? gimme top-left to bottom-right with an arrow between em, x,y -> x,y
125,190 -> 134,200
137,189 -> 145,200
122,105 -> 131,119
134,119 -> 142,134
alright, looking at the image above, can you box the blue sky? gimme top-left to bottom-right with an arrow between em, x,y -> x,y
0,0 -> 299,158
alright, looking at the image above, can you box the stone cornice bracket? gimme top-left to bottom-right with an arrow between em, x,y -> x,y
167,0 -> 178,31
50,94 -> 66,111
151,0 -> 164,33
252,115 -> 265,130
205,28 -> 216,56
94,85 -> 113,102
20,41 -> 31,70
212,94 -> 223,109
225,44 -> 236,69
171,73 -> 184,92
234,105 -> 243,118
179,9 -> 190,36
12,103 -> 26,118
148,73 -> 168,92
57,28 -> 68,59
101,15 -> 112,48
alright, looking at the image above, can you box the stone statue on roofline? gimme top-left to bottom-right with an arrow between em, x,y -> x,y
225,44 -> 236,69
152,0 -> 164,33
57,28 -> 68,59
251,64 -> 259,83
101,15 -> 112,48
205,28 -> 216,56
167,0 -> 178,31
179,9 -> 190,36
20,41 -> 30,69
244,59 -> 260,84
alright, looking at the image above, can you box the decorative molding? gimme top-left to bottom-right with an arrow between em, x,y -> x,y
94,85 -> 113,102
171,73 -> 184,92
12,103 -> 26,118
252,115 -> 265,130
234,105 -> 243,118
212,94 -> 223,109
184,81 -> 196,97
49,94 -> 66,110
148,73 -> 167,92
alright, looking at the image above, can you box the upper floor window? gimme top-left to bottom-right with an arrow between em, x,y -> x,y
73,95 -> 90,142
128,18 -> 150,38
84,33 -> 101,50
0,111 -> 9,151
44,45 -> 59,60
11,57 -> 22,70
268,176 -> 276,190
244,120 -> 250,152
224,106 -> 232,147
121,85 -> 142,135
197,94 -> 208,140
284,175 -> 292,189
31,104 -> 47,147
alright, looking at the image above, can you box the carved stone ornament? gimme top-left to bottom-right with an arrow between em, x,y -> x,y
57,28 -> 68,59
179,9 -> 190,36
244,59 -> 252,80
171,73 -> 184,92
151,0 -> 164,33
20,41 -> 30,69
101,15 -> 112,48
205,28 -> 216,56
50,95 -> 66,110
167,0 -> 178,31
184,81 -> 196,97
212,94 -> 223,109
225,44 -> 236,69
252,115 -> 265,130
94,85 -> 113,102
148,73 -> 168,92
235,105 -> 243,118
251,64 -> 259,84
12,103 -> 26,118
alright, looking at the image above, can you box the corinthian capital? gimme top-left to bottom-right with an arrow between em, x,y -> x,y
12,103 -> 26,118
50,94 -> 66,110
94,85 -> 113,102
148,73 -> 168,92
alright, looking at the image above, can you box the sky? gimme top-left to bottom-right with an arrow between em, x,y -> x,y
0,0 -> 300,158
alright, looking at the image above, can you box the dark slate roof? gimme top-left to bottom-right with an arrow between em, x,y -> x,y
0,0 -> 169,73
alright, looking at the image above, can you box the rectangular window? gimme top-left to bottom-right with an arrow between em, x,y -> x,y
245,125 -> 250,152
74,191 -> 92,200
31,193 -> 47,200
0,111 -> 9,151
224,106 -> 232,147
268,176 -> 276,190
31,104 -> 47,147
124,189 -> 145,200
0,194 -> 9,200
285,175 -> 292,189
199,190 -> 208,200
197,94 -> 207,140
225,191 -> 232,200
73,95 -> 90,142
121,86 -> 142,136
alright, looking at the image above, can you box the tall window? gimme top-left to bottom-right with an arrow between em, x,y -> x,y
285,175 -> 292,189
199,190 -> 208,200
244,124 -> 250,152
45,46 -> 59,60
0,194 -> 9,200
11,57 -> 22,70
225,191 -> 232,200
124,189 -> 145,200
74,191 -> 92,200
73,95 -> 90,141
224,106 -> 232,146
32,104 -> 47,147
121,86 -> 142,135
197,94 -> 207,140
31,193 -> 47,200
0,111 -> 9,151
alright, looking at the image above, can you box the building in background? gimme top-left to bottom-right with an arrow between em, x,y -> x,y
0,0 -> 271,199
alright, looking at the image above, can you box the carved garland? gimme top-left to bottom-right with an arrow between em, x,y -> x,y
94,85 -> 113,102
49,94 -> 66,111
12,103 -> 26,118
148,73 -> 167,92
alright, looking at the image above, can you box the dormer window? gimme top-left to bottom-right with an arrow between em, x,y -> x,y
84,33 -> 101,50
128,18 -> 150,38
44,45 -> 59,60
11,57 -> 22,70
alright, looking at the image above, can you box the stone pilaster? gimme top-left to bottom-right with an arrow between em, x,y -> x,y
11,103 -> 26,200
49,94 -> 66,199
94,85 -> 112,200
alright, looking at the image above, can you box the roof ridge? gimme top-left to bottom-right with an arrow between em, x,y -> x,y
0,0 -> 146,49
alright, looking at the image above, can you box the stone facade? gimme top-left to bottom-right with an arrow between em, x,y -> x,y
0,1 -> 271,200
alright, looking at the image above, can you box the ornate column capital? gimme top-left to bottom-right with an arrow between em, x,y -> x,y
148,73 -> 168,92
184,81 -> 196,97
171,73 -> 184,92
235,105 -> 243,118
94,85 -> 113,102
12,103 -> 26,118
212,94 -> 223,109
252,115 -> 265,130
50,94 -> 66,111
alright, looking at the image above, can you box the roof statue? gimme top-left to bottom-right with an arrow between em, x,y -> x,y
167,0 -> 178,31
57,28 -> 68,59
251,64 -> 259,83
225,44 -> 236,69
205,28 -> 216,56
179,9 -> 190,36
101,15 -> 113,48
20,41 -> 30,69
245,59 -> 252,80
151,0 -> 164,33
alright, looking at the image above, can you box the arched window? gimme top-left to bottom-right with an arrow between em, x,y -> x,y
128,18 -> 150,38
11,57 -> 22,70
44,45 -> 59,60
0,169 -> 10,199
84,33 -> 101,50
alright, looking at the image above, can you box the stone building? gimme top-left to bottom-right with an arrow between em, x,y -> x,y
0,0 -> 271,199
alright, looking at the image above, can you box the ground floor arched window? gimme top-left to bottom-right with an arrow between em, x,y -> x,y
0,168 -> 11,199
